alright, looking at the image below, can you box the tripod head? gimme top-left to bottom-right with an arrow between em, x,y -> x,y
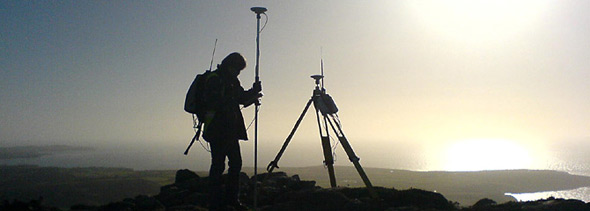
311,75 -> 323,87
310,75 -> 338,115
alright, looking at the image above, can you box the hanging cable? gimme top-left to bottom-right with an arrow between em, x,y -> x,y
321,117 -> 339,164
333,113 -> 343,129
329,130 -> 339,163
192,115 -> 210,152
260,13 -> 269,33
198,138 -> 210,152
242,105 -> 261,132
331,136 -> 339,163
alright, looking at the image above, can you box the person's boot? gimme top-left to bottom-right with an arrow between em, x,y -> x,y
225,173 -> 247,211
227,201 -> 248,211
209,185 -> 224,211
225,190 -> 247,211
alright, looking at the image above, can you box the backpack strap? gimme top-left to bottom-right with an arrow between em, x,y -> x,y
200,72 -> 220,134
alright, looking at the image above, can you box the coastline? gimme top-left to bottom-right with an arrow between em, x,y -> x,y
1,164 -> 589,206
1,145 -> 589,205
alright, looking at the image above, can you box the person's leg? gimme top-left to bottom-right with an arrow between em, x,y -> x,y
209,140 -> 227,210
226,139 -> 243,206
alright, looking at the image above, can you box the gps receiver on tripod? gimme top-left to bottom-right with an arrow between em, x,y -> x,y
266,74 -> 378,198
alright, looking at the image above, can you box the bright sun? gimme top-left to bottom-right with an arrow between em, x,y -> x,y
443,139 -> 533,171
407,0 -> 551,43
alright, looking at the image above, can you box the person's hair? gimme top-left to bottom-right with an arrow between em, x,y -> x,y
220,52 -> 246,70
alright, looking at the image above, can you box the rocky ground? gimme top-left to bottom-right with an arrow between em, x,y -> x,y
2,169 -> 589,211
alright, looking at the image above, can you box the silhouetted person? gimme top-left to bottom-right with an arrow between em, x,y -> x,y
203,52 -> 261,211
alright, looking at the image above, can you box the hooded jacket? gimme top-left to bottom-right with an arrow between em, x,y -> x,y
201,68 -> 258,141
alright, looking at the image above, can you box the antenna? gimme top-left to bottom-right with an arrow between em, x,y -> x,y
208,39 -> 218,71
184,38 -> 218,156
251,7 -> 267,14
251,6 -> 267,211
320,48 -> 325,89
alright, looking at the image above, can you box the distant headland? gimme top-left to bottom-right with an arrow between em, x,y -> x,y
0,145 -> 93,159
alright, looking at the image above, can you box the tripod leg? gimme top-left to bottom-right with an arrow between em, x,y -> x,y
326,115 -> 378,198
267,98 -> 314,173
316,110 -> 337,187
321,136 -> 337,188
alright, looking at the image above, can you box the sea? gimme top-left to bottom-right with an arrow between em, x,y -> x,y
1,139 -> 589,203
503,139 -> 590,203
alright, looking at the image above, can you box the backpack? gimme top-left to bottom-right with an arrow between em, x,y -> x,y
184,70 -> 214,117
183,70 -> 216,155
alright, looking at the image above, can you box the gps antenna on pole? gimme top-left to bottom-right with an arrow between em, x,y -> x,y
251,6 -> 267,211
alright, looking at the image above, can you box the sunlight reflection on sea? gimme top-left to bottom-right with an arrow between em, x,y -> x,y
506,187 -> 590,203
502,139 -> 590,203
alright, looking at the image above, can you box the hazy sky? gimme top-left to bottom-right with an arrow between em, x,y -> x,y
1,1 -> 589,171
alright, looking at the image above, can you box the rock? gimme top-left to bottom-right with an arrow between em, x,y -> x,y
174,169 -> 200,184
159,184 -> 177,194
396,188 -> 455,210
238,172 -> 250,187
70,204 -> 98,210
181,192 -> 208,207
264,189 -> 352,211
98,201 -> 134,211
288,179 -> 316,191
166,204 -> 208,211
133,195 -> 165,211
258,172 -> 290,187
291,174 -> 300,182
176,177 -> 205,192
154,185 -> 190,207
472,198 -> 496,208
287,174 -> 316,190
1,198 -> 61,211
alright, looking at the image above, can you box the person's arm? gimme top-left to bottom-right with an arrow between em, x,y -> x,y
239,81 -> 262,107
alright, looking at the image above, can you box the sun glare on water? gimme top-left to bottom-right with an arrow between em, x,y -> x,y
443,139 -> 534,171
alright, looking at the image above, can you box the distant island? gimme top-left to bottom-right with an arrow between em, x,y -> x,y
0,145 -> 93,159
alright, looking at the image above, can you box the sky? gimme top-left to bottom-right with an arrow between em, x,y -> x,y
1,0 -> 589,171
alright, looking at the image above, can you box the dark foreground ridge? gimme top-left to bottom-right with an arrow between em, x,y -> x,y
3,169 -> 589,211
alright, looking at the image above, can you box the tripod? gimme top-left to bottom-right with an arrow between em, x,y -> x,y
266,75 -> 377,198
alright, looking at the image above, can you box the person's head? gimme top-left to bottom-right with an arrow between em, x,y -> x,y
220,52 -> 246,77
